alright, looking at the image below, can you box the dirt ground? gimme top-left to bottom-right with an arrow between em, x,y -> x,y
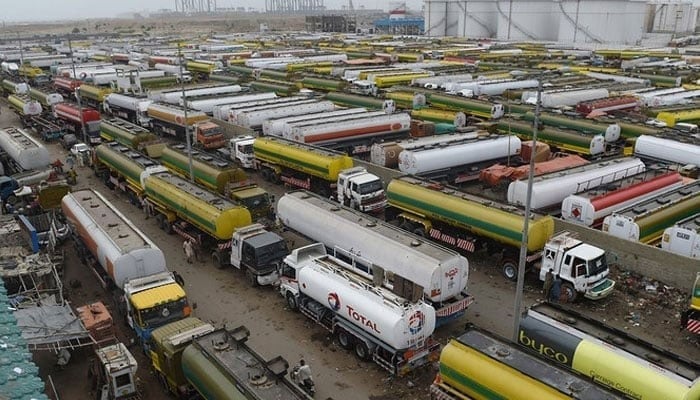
1,106 -> 697,399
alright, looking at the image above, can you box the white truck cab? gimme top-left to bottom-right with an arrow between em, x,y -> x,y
228,135 -> 256,169
539,231 -> 615,302
336,167 -> 387,213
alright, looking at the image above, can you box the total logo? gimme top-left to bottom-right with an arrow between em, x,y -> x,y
408,310 -> 425,334
327,292 -> 341,311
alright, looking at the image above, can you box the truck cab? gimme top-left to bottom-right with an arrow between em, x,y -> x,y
351,80 -> 378,96
228,183 -> 274,222
539,232 -> 615,302
230,223 -> 288,286
0,176 -> 19,203
91,343 -> 139,400
228,135 -> 255,168
193,121 -> 225,150
123,272 -> 191,352
682,272 -> 700,334
337,167 -> 387,213
279,243 -> 327,307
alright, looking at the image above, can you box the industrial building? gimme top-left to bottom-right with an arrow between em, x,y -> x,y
424,0 -> 698,44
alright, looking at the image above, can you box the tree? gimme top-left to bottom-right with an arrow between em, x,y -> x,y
71,27 -> 80,34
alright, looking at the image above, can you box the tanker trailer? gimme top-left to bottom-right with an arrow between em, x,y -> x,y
633,135 -> 700,166
151,84 -> 241,105
397,135 -> 521,184
662,213 -> 700,260
518,303 -> 700,400
521,111 -> 621,143
263,108 -> 367,136
277,191 -> 473,324
7,94 -> 43,125
142,170 -> 252,267
603,180 -> 700,244
496,119 -> 606,157
28,87 -> 64,108
100,117 -> 158,150
0,127 -> 50,171
233,100 -> 336,129
280,243 -> 440,376
53,102 -> 102,145
430,326 -> 625,400
103,93 -> 152,126
62,189 -> 190,351
370,131 -> 480,168
182,325 -> 311,399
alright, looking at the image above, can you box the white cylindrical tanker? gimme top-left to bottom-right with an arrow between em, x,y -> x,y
152,85 -> 242,104
633,135 -> 700,166
2,80 -> 29,95
280,111 -> 387,139
287,113 -> 412,145
661,213 -> 700,259
649,90 -> 700,107
370,131 -> 480,168
412,73 -> 473,88
474,80 -> 539,96
398,135 -> 521,175
561,171 -> 684,227
297,254 -> 436,350
182,93 -> 277,114
234,100 -> 336,129
522,88 -> 609,108
227,98 -> 318,124
8,95 -> 42,116
217,96 -> 309,121
0,127 -> 51,170
508,158 -> 646,209
61,189 -> 168,289
277,191 -> 472,322
29,88 -> 63,107
263,108 -> 367,136
153,63 -> 181,75
104,93 -> 152,113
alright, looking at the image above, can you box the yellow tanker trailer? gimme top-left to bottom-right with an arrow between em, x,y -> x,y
143,170 -> 252,267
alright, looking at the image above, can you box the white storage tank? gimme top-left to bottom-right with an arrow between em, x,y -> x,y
556,0 -> 647,44
424,0 -> 448,36
495,0 -> 558,41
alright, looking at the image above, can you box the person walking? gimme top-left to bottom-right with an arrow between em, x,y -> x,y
543,269 -> 554,300
550,274 -> 562,303
183,239 -> 194,264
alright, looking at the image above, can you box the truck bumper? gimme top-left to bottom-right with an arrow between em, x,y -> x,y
584,278 -> 615,300
256,271 -> 280,286
435,294 -> 475,327
360,199 -> 387,213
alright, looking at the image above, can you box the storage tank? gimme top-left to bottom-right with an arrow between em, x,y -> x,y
661,213 -> 700,259
253,137 -> 353,181
28,88 -> 63,107
561,171 -> 684,227
0,127 -> 51,170
160,145 -> 246,194
398,135 -> 521,175
7,95 -> 42,116
495,0 -> 557,40
602,181 -> 700,244
424,0 -> 448,36
556,0 -> 647,44
263,108 -> 367,136
288,113 -> 411,145
61,189 -> 167,289
234,100 -> 336,129
507,158 -> 646,209
143,171 -> 252,241
298,254 -> 436,350
633,135 -> 700,166
371,131 -> 480,168
277,191 -> 469,305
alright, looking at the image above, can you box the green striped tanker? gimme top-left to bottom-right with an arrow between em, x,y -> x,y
386,176 -> 614,301
496,119 -> 607,156
94,141 -> 168,202
324,92 -> 396,113
100,118 -> 158,150
520,112 -> 621,143
160,144 -> 273,221
143,169 -> 252,266
427,93 -> 505,120
253,136 -> 386,213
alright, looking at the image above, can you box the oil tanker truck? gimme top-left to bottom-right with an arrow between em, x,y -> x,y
146,103 -> 225,149
280,243 -> 440,376
662,213 -> 700,260
385,175 -> 614,302
141,169 -> 253,268
277,191 -> 473,325
61,189 -> 191,351
518,302 -> 700,400
150,319 -> 311,400
253,136 -> 386,213
100,117 -> 158,151
430,326 -> 625,400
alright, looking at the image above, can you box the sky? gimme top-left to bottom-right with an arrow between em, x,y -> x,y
2,0 -> 423,22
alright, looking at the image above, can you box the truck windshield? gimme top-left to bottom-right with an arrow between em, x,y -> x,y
358,180 -> 384,194
255,242 -> 288,265
202,126 -> 222,137
587,254 -> 608,276
138,298 -> 188,329
238,143 -> 253,154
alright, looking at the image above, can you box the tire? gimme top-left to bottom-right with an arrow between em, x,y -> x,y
261,169 -> 271,181
269,173 -> 279,184
337,330 -> 353,350
501,259 -> 518,281
163,220 -> 173,235
354,341 -> 370,361
6,195 -> 17,205
212,252 -> 225,269
412,227 -> 425,237
560,282 -> 578,303
156,214 -> 165,230
246,269 -> 258,287
286,293 -> 298,310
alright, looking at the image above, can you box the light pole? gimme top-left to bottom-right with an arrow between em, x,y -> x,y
178,43 -> 195,182
68,35 -> 88,145
511,78 -> 542,342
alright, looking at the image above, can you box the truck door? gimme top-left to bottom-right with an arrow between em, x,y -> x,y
230,237 -> 240,267
337,176 -> 346,203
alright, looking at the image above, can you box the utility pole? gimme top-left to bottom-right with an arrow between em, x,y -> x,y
68,35 -> 88,145
507,0 -> 513,40
512,78 -> 542,342
178,43 -> 195,182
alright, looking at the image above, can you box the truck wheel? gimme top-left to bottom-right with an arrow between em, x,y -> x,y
561,282 -> 578,303
501,259 -> 518,281
412,227 -> 425,237
354,341 -> 370,361
261,169 -> 271,181
163,220 -> 173,234
337,330 -> 353,350
6,195 -> 17,205
246,269 -> 258,287
156,214 -> 164,229
212,252 -> 225,269
286,293 -> 298,310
